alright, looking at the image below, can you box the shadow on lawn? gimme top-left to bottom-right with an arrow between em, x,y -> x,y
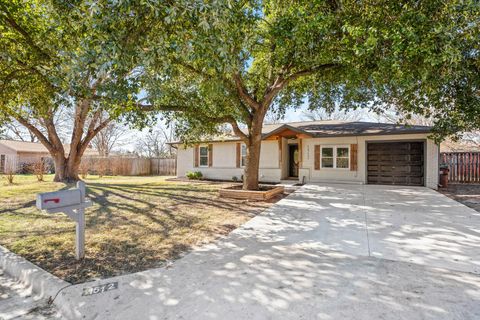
84,182 -> 269,228
1,180 -> 281,284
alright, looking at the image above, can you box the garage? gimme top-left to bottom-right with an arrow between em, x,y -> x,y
367,141 -> 425,186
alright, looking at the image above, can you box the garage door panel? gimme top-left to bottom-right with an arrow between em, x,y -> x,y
367,142 -> 424,186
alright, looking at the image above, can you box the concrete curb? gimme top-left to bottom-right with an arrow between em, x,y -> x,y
0,245 -> 70,300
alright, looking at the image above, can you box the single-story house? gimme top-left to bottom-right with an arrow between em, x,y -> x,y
0,139 -> 98,173
172,121 -> 440,189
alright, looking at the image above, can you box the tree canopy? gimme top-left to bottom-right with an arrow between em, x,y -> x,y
137,0 -> 479,189
0,0 -> 180,180
1,0 -> 478,187
141,0 -> 479,139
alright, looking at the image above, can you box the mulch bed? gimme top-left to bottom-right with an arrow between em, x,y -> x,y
439,184 -> 480,213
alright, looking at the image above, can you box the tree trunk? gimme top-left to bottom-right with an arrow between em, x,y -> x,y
243,140 -> 262,190
242,115 -> 264,190
53,154 -> 80,182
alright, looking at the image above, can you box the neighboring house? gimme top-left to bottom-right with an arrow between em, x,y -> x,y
172,121 -> 440,189
0,140 -> 98,173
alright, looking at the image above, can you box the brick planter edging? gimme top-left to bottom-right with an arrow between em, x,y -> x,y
0,245 -> 69,300
219,185 -> 285,201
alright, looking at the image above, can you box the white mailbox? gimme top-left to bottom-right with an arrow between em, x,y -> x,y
37,189 -> 82,211
36,181 -> 91,260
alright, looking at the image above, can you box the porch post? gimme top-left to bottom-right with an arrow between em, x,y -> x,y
298,138 -> 303,169
278,137 -> 282,169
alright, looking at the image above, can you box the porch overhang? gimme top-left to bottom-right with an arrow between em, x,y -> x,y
262,124 -> 313,140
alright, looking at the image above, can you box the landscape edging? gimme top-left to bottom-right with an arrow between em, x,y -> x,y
0,244 -> 70,300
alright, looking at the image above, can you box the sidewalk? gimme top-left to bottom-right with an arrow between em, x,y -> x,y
0,269 -> 60,320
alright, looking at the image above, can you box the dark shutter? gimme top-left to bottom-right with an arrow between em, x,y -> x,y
236,143 -> 241,168
194,145 -> 199,167
314,145 -> 320,170
350,144 -> 358,171
208,144 -> 213,167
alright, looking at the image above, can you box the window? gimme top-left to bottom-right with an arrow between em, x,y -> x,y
336,147 -> 349,168
199,146 -> 209,167
241,144 -> 247,167
321,147 -> 334,168
321,146 -> 349,169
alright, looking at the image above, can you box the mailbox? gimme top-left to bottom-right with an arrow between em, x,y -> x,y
36,189 -> 82,211
36,181 -> 91,260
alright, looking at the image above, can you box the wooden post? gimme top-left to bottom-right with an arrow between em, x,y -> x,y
298,139 -> 303,168
76,181 -> 86,260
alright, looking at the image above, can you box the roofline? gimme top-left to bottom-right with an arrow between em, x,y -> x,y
168,129 -> 433,144
261,124 -> 312,140
0,142 -> 17,153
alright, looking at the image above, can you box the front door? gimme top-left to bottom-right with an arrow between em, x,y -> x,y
288,144 -> 299,177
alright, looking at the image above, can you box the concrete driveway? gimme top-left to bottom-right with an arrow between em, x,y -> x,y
56,184 -> 480,320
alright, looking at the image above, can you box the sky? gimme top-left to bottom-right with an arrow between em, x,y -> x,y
121,104 -> 380,153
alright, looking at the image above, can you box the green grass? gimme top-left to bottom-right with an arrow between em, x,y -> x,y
0,174 -> 274,283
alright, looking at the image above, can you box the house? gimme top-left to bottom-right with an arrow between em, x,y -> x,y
0,140 -> 98,173
172,121 -> 440,189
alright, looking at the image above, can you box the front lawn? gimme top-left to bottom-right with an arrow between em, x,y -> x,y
0,175 -> 277,283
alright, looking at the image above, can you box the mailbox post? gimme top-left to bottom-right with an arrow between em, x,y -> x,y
36,181 -> 91,260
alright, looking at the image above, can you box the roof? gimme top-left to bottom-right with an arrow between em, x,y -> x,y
0,139 -> 98,155
262,120 -> 433,138
169,120 -> 433,144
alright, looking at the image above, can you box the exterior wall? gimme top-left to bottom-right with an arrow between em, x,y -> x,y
176,140 -> 281,182
0,144 -> 17,156
17,151 -> 50,163
0,144 -> 17,173
176,133 -> 440,189
300,133 -> 439,189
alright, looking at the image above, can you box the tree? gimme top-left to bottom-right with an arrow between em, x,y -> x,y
0,1 -> 176,181
1,120 -> 38,142
141,0 -> 478,190
91,116 -> 126,157
302,108 -> 365,122
134,126 -> 176,158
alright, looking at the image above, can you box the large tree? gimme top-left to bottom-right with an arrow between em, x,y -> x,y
141,0 -> 479,190
0,0 -> 177,181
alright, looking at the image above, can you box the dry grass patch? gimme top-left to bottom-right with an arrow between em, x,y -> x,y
0,175 -> 281,283
439,184 -> 480,213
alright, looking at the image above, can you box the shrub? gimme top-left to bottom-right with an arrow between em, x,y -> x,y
96,160 -> 108,178
3,158 -> 16,184
79,159 -> 90,179
186,171 -> 203,180
232,176 -> 239,182
32,159 -> 45,182
5,170 -> 15,184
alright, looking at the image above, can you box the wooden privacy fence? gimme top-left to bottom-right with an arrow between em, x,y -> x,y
81,156 -> 176,176
150,158 -> 176,175
440,152 -> 480,183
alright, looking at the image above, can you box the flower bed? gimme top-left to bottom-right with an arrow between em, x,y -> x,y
219,185 -> 284,201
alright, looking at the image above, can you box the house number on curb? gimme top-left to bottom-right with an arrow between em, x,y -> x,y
82,282 -> 119,296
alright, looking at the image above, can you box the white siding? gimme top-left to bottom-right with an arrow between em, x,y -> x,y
175,133 -> 439,189
176,140 -> 281,183
301,134 -> 439,189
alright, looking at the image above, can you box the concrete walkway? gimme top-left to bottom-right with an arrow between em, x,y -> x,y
56,184 -> 480,319
0,269 -> 60,320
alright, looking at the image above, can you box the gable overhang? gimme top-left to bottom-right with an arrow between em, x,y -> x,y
262,124 -> 313,140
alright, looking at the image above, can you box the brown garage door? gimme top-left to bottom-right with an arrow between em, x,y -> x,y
367,142 -> 424,186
